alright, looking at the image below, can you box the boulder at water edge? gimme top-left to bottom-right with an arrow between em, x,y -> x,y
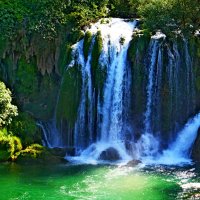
98,147 -> 121,161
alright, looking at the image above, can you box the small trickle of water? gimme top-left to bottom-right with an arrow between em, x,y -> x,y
37,120 -> 65,148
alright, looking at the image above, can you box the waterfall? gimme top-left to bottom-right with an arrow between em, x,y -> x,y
39,18 -> 199,165
37,120 -> 66,148
135,34 -> 165,159
155,113 -> 200,165
144,40 -> 159,134
66,18 -> 137,163
72,39 -> 94,153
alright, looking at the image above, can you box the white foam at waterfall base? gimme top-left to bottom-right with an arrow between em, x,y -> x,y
144,113 -> 200,165
67,142 -> 132,165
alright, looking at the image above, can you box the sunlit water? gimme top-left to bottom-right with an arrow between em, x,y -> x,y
1,163 -> 200,200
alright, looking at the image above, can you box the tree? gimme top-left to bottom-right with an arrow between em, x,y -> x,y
138,0 -> 200,35
0,81 -> 18,127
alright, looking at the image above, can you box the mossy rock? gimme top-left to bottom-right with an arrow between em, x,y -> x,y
0,132 -> 22,161
128,34 -> 150,62
15,57 -> 38,96
91,31 -> 103,89
83,31 -> 93,60
56,65 -> 82,127
0,37 -> 9,58
15,58 -> 60,119
58,43 -> 72,75
17,148 -> 67,164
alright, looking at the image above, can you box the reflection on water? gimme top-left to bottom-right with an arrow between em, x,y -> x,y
0,163 -> 200,200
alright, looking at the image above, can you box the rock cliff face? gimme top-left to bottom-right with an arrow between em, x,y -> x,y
0,29 -> 83,120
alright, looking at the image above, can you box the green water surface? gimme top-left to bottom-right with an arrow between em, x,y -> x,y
0,162 -> 199,200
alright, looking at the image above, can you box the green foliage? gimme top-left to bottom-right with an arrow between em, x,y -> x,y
138,0 -> 173,33
0,130 -> 22,161
0,129 -> 44,161
0,0 -> 199,44
83,31 -> 93,60
109,0 -> 139,18
8,112 -> 41,146
0,0 -> 28,39
138,0 -> 200,35
0,0 -> 108,40
19,143 -> 44,159
0,81 -> 18,128
68,0 -> 109,28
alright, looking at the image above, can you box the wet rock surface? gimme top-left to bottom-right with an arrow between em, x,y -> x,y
98,147 -> 121,161
126,160 -> 142,167
192,128 -> 200,161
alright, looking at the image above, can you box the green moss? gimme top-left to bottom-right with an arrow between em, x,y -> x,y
23,74 -> 59,120
0,131 -> 22,161
69,30 -> 85,44
15,57 -> 38,96
91,31 -> 103,89
58,44 -> 72,74
83,31 -> 93,60
128,34 -> 150,62
18,144 -> 44,159
56,65 -> 82,127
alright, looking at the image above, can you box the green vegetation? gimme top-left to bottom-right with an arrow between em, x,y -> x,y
56,65 -> 82,127
8,112 -> 42,146
15,57 -> 38,96
0,81 -> 44,162
138,0 -> 200,35
0,0 -> 108,40
91,31 -> 103,88
83,31 -> 93,60
0,130 -> 22,161
0,129 -> 44,161
0,82 -> 18,127
109,0 -> 140,18
0,0 -> 199,42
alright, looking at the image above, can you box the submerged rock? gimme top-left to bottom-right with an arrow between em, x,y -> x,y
192,128 -> 200,161
98,147 -> 121,161
49,147 -> 75,157
126,160 -> 142,167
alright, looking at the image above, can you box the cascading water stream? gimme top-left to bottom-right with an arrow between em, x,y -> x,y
67,19 -> 137,163
73,38 -> 95,152
154,112 -> 200,165
136,34 -> 165,159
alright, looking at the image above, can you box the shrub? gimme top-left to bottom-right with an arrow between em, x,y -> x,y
0,130 -> 22,161
8,112 -> 42,146
0,82 -> 18,128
